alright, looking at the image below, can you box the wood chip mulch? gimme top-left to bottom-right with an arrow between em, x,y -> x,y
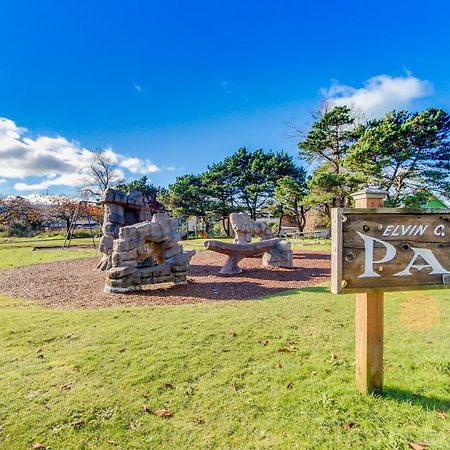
0,250 -> 330,308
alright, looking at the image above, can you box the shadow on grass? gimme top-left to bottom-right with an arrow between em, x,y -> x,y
299,285 -> 330,293
381,387 -> 450,411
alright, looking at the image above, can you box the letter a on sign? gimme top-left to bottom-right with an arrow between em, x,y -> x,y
394,247 -> 450,277
357,232 -> 397,278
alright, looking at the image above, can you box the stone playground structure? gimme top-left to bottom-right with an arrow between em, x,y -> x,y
95,188 -> 194,293
97,188 -> 153,271
104,213 -> 195,293
205,212 -> 293,275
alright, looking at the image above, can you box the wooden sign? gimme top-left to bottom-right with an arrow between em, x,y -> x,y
332,208 -> 450,294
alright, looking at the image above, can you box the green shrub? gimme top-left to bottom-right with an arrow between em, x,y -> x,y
5,222 -> 39,237
71,228 -> 100,239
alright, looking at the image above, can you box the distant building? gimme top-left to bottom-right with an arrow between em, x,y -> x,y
420,193 -> 448,208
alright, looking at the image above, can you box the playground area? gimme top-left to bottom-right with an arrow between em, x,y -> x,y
0,248 -> 330,308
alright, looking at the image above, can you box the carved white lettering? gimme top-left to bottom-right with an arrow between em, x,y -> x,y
434,224 -> 446,237
401,225 -> 413,235
394,247 -> 450,277
357,232 -> 397,278
408,225 -> 417,235
414,224 -> 428,236
382,225 -> 394,236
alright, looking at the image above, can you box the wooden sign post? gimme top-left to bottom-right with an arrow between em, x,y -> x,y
352,188 -> 387,394
331,188 -> 450,394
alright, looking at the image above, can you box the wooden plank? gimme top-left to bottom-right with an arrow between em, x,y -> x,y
332,208 -> 450,294
331,208 -> 343,294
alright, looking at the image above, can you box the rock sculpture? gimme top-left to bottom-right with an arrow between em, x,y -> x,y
104,213 -> 195,293
230,212 -> 274,243
97,188 -> 153,271
205,213 -> 293,275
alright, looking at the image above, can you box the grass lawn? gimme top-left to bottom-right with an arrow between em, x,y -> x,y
0,235 -> 98,270
0,238 -> 448,449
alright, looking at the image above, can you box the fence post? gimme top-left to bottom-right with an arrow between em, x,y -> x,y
351,188 -> 388,394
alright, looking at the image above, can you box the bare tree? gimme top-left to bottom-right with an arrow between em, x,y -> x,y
48,196 -> 79,232
80,149 -> 124,199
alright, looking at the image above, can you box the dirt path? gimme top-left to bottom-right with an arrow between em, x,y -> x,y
0,250 -> 330,308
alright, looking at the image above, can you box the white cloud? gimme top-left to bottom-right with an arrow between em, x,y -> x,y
0,117 -> 161,193
322,74 -> 433,118
120,157 -> 160,174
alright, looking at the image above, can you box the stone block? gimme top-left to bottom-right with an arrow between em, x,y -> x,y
100,188 -> 116,203
262,240 -> 293,268
120,226 -> 138,241
119,248 -> 138,261
104,222 -> 120,236
112,251 -> 121,266
106,277 -> 134,288
106,203 -> 124,215
171,264 -> 187,273
113,238 -> 134,252
107,212 -> 125,225
149,223 -> 163,240
164,244 -> 183,260
139,207 -> 152,222
127,190 -> 144,206
99,236 -> 114,254
107,265 -> 136,279
114,190 -> 128,205
153,274 -> 174,283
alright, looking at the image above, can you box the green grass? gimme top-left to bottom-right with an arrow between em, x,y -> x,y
0,236 -> 98,270
0,236 -> 448,449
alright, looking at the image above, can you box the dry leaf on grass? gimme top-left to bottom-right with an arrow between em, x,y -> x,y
436,411 -> 447,419
155,409 -> 174,417
143,405 -> 150,413
408,442 -> 429,450
258,339 -> 269,346
31,444 -> 46,449
278,347 -> 292,353
130,421 -> 138,429
60,383 -> 71,391
339,421 -> 356,430
71,419 -> 85,427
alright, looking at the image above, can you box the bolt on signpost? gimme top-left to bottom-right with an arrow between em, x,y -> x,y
332,187 -> 450,395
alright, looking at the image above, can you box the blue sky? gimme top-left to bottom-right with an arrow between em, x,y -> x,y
1,0 -> 450,197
